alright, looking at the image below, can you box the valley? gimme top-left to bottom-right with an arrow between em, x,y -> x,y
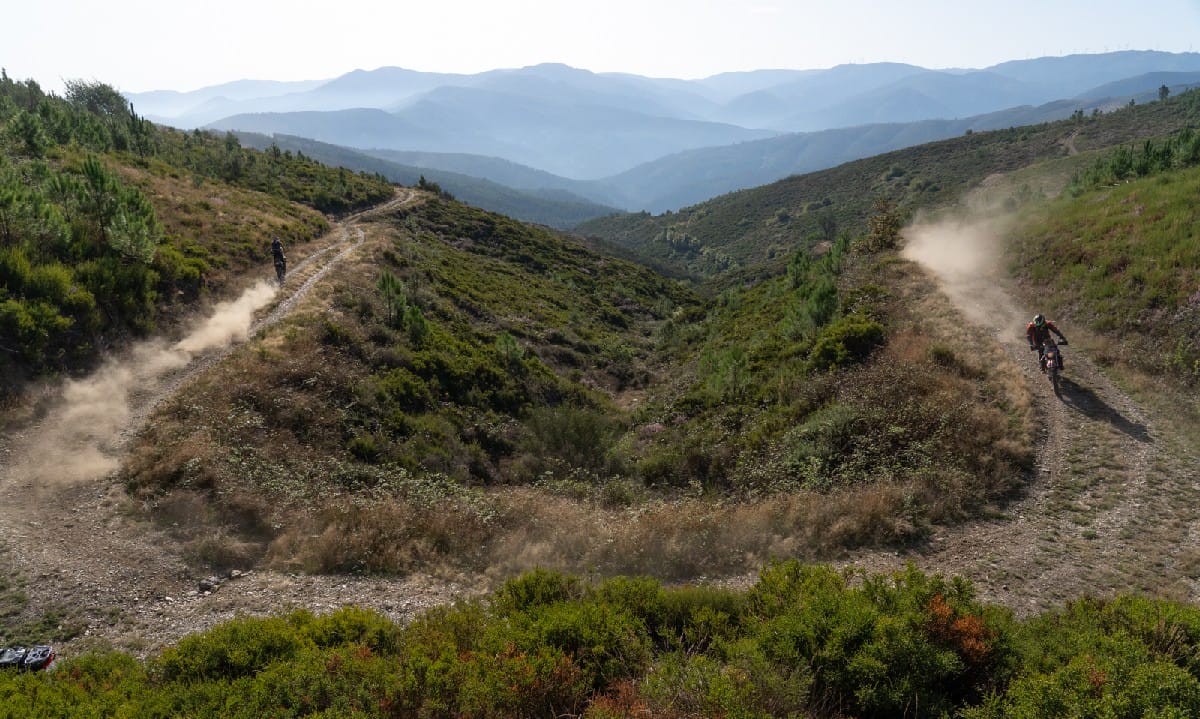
2,181 -> 1196,660
3,63 -> 1200,715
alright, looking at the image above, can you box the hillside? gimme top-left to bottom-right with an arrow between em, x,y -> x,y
578,88 -> 1200,276
206,95 -> 778,179
122,52 -> 1200,215
0,77 -> 393,395
234,132 -> 619,229
584,88 -> 1200,212
3,62 -> 1200,715
104,185 -> 1024,585
1010,137 -> 1200,395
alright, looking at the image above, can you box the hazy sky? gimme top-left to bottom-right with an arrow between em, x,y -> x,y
8,0 -> 1200,93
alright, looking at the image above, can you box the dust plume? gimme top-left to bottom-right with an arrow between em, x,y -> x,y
901,212 -> 1027,333
4,281 -> 278,488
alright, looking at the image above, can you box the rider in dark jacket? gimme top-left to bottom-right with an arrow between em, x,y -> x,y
271,237 -> 286,282
1026,314 -> 1067,370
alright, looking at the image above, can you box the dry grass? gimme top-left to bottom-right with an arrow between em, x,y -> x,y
121,164 -> 331,294
118,206 -> 1037,583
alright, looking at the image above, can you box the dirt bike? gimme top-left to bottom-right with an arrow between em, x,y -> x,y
0,645 -> 55,672
1039,338 -> 1067,395
274,256 -> 287,285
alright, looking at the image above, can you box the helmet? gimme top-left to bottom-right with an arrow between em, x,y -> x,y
1033,314 -> 1045,328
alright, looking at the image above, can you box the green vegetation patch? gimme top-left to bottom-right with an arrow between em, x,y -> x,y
0,75 -> 393,390
1013,163 -> 1200,384
5,564 -> 1200,717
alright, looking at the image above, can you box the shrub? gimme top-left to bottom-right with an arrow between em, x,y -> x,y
746,562 -> 1011,718
518,405 -> 623,479
156,613 -> 312,681
302,607 -> 402,654
808,314 -> 884,371
345,434 -> 381,463
492,569 -> 584,616
502,600 -> 652,692
373,367 -> 433,412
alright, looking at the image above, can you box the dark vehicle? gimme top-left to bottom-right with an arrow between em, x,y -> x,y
0,646 -> 26,670
0,645 -> 55,672
1041,338 -> 1067,395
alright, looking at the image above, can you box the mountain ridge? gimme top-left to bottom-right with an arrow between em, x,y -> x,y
127,51 -> 1200,212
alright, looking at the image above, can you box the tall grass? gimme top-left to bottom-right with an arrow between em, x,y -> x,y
1012,163 -> 1200,386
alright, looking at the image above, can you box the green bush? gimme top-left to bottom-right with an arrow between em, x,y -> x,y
747,562 -> 1010,718
808,314 -> 885,371
156,613 -> 312,682
492,568 -> 584,615
519,404 -> 623,478
373,366 -> 433,412
8,568 -> 1200,716
967,596 -> 1200,718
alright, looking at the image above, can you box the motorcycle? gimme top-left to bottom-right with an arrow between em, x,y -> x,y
274,257 -> 287,285
0,645 -> 55,672
1040,338 -> 1067,394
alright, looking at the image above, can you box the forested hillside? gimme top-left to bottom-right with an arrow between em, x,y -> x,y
579,89 -> 1200,278
0,74 -> 392,393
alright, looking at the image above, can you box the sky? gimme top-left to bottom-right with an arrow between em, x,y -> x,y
7,0 -> 1200,94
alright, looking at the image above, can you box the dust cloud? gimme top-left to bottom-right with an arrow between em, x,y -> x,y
901,212 -> 1028,334
4,281 -> 278,488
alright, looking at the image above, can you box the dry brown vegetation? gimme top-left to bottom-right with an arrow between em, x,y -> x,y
123,201 -> 1034,581
120,162 -> 332,293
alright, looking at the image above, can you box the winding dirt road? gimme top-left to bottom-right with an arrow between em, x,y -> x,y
0,190 -> 471,657
3,191 -> 1198,659
851,215 -> 1200,614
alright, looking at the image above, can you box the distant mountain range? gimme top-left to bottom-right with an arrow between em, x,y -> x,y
128,51 -> 1200,214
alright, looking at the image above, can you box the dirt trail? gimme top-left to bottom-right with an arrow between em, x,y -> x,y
845,214 -> 1200,614
0,190 -> 469,657
4,189 -> 1198,657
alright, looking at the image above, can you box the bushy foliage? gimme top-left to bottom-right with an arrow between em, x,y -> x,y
9,566 -> 1197,717
1070,126 -> 1200,192
746,562 -> 1012,717
0,74 -> 393,385
0,152 -> 171,375
963,596 -> 1200,718
807,314 -> 885,371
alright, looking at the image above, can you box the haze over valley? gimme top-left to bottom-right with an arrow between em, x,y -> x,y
131,51 -> 1200,216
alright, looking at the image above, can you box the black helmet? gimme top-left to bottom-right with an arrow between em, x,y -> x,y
1033,314 -> 1045,328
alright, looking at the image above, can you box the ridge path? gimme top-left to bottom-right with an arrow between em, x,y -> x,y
842,218 -> 1200,615
0,190 -> 472,657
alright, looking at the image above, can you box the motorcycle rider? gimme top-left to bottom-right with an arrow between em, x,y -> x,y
271,237 -> 286,283
1026,314 -> 1068,371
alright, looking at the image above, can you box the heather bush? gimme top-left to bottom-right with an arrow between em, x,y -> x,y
7,568 -> 1200,716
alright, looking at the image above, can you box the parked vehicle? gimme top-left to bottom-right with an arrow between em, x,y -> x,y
0,645 -> 55,672
0,646 -> 26,670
